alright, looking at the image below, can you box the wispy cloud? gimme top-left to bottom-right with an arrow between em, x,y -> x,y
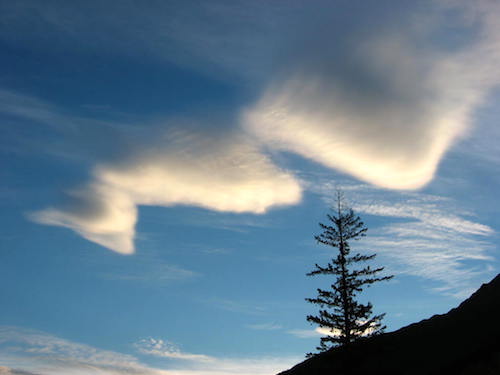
161,356 -> 300,375
287,326 -> 348,339
286,328 -> 322,339
101,262 -> 198,284
0,89 -> 70,129
356,202 -> 493,237
135,336 -> 300,375
0,367 -> 39,375
0,327 -> 299,375
207,298 -> 268,316
312,181 -> 496,297
0,1 -> 293,81
134,338 -> 213,362
246,322 -> 283,331
244,0 -> 500,189
0,89 -> 138,164
201,247 -> 232,255
0,327 -> 161,375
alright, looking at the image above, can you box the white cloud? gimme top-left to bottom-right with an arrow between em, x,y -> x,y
162,356 -> 300,375
12,0 -> 500,259
0,327 -> 300,375
0,367 -> 38,375
135,337 -> 299,375
0,327 -> 162,375
288,325 -> 374,339
1,89 -> 301,255
244,1 -> 500,190
316,327 -> 344,338
134,338 -> 213,362
31,129 -> 302,254
31,184 -> 138,255
355,202 -> 493,237
286,328 -> 322,339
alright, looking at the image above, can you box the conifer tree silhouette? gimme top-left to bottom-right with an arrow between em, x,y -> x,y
306,191 -> 393,357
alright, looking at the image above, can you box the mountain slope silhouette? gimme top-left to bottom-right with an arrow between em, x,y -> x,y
278,274 -> 500,375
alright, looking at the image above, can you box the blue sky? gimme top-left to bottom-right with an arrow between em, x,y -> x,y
1,1 -> 500,374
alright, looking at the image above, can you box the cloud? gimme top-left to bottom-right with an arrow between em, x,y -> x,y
101,263 -> 198,283
246,322 -> 283,331
355,202 -> 493,237
0,327 -> 162,375
201,247 -> 232,255
287,325 -> 373,339
0,327 -> 299,375
286,329 -> 322,339
244,0 -> 500,189
287,327 -> 343,339
1,88 -> 302,255
311,181 -> 496,297
161,356 -> 300,375
0,367 -> 39,375
5,1 -> 500,193
31,129 -> 302,254
134,338 -> 213,362
13,0 -> 500,255
135,336 -> 300,375
0,0 -> 293,82
207,297 -> 268,316
0,89 -> 69,128
0,88 -> 139,165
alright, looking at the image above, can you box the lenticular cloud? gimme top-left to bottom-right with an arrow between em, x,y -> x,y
30,1 -> 500,254
244,6 -> 500,190
244,74 -> 458,190
32,130 -> 302,254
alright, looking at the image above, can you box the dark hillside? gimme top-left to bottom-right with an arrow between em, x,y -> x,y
279,274 -> 500,375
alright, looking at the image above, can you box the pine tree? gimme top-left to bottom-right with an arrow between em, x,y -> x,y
306,191 -> 393,357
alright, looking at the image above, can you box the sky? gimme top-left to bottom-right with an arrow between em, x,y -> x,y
1,0 -> 500,374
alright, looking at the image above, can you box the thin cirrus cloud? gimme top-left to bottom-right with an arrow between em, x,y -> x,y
286,328 -> 324,339
246,322 -> 283,331
0,367 -> 38,375
0,326 -> 161,375
243,1 -> 500,190
134,336 -> 300,375
100,257 -> 198,284
135,338 -> 214,362
356,201 -> 495,298
313,182 -> 495,297
0,327 -> 299,375
0,0 -> 291,82
30,128 -> 302,254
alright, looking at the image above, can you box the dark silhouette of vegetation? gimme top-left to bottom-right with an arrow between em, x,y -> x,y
279,273 -> 500,375
306,191 -> 393,357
